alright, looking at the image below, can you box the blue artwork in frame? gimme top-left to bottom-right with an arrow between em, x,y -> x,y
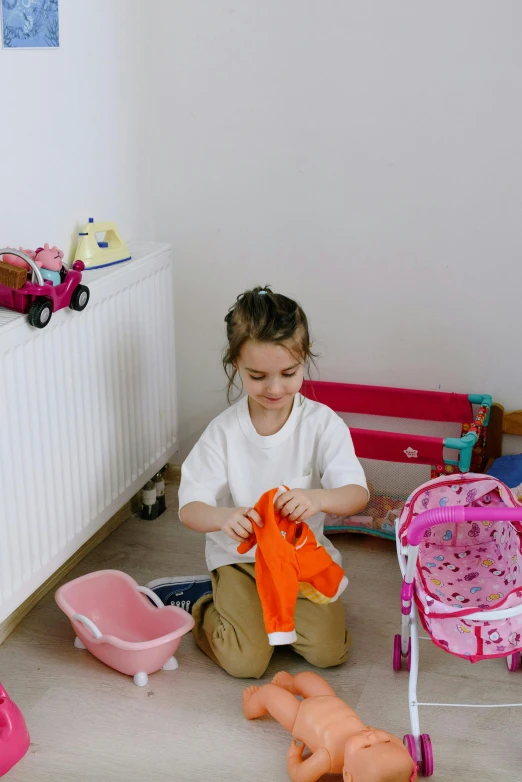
2,0 -> 59,49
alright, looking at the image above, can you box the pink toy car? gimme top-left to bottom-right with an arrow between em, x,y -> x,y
0,247 -> 90,328
0,683 -> 30,777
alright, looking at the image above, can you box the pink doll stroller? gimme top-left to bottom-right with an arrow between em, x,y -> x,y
394,473 -> 522,776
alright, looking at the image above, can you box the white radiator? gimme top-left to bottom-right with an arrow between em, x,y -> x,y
0,242 -> 178,624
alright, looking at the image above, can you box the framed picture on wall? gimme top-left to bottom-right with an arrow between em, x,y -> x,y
2,0 -> 59,49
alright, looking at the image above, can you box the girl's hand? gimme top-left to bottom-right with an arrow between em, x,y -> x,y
219,507 -> 263,543
275,489 -> 323,522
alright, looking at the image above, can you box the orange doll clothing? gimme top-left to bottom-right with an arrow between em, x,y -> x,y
237,486 -> 348,645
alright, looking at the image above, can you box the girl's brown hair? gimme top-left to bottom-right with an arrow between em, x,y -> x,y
223,285 -> 315,403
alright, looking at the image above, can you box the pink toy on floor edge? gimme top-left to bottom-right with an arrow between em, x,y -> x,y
243,671 -> 416,782
0,683 -> 30,777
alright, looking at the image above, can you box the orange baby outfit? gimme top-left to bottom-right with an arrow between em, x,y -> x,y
237,486 -> 348,645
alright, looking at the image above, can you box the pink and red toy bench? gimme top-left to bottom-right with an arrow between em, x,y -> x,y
302,381 -> 492,539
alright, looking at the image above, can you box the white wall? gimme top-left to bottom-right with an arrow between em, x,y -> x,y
4,2 -> 520,460
153,0 -> 522,459
1,1 -> 153,258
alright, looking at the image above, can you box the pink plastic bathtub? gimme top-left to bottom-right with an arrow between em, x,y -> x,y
55,570 -> 195,686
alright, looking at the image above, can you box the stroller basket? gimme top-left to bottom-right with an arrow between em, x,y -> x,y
394,473 -> 522,777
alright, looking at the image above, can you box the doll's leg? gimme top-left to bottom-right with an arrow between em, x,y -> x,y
273,670 -> 336,698
243,684 -> 300,732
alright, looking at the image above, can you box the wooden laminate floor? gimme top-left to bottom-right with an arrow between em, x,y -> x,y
0,484 -> 518,780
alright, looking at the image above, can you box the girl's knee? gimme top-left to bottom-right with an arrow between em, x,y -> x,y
222,648 -> 272,679
304,646 -> 349,669
301,631 -> 351,669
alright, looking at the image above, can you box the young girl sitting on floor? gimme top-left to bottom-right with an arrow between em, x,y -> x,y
148,286 -> 368,679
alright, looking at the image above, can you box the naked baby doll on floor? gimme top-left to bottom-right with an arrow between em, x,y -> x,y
243,671 -> 416,782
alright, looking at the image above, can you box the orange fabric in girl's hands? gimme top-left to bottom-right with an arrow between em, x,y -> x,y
237,487 -> 347,644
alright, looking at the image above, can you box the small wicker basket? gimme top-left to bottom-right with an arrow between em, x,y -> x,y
0,262 -> 28,290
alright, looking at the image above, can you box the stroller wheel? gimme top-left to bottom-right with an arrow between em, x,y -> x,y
506,652 -> 520,672
393,634 -> 402,671
420,733 -> 434,776
403,734 -> 417,765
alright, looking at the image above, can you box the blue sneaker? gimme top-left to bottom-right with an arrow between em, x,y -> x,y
145,575 -> 212,614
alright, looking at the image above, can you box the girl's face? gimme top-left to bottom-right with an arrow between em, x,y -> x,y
236,340 -> 305,411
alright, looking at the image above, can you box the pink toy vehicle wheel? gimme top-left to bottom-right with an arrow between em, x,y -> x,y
70,284 -> 90,312
28,298 -> 53,329
393,634 -> 411,671
393,634 -> 402,671
420,733 -> 434,776
506,652 -> 520,672
403,734 -> 417,765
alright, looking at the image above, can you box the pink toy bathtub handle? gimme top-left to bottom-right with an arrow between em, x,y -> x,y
407,506 -> 522,546
136,585 -> 165,608
72,613 -> 102,639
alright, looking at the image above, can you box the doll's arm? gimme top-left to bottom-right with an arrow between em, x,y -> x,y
287,741 -> 331,782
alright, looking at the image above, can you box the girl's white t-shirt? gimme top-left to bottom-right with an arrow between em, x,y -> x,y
178,394 -> 368,572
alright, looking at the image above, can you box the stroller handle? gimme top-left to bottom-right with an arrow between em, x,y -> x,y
407,506 -> 522,546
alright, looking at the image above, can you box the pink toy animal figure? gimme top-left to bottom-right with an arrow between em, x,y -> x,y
35,243 -> 64,287
0,683 -> 30,777
2,248 -> 41,270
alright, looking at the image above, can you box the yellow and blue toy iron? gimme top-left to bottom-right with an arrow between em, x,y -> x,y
74,217 -> 131,270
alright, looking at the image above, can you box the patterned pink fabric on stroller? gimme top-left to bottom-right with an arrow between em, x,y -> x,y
393,473 -> 522,777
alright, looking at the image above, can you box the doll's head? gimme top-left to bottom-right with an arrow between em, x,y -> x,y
343,728 -> 416,782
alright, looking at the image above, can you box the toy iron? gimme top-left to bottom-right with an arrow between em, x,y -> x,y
74,217 -> 131,270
